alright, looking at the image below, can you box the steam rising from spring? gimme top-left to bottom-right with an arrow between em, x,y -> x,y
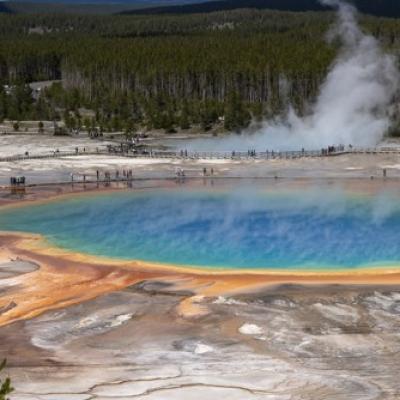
186,0 -> 399,151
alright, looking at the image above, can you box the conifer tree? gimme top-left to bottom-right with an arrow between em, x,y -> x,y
0,359 -> 13,400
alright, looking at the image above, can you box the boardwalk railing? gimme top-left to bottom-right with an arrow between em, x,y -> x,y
146,150 -> 327,159
0,150 -> 104,162
1,146 -> 400,163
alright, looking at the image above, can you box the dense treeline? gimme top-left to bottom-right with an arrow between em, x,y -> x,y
0,9 -> 334,36
0,9 -> 399,133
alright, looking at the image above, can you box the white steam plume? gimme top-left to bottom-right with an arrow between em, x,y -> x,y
184,0 -> 399,151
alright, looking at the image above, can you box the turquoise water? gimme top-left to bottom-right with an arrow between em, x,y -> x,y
1,185 -> 400,270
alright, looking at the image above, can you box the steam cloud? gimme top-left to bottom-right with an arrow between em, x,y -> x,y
185,0 -> 399,151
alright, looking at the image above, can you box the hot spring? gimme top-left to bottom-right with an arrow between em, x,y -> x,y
1,183 -> 400,271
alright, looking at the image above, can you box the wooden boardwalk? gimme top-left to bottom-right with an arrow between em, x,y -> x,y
1,147 -> 400,163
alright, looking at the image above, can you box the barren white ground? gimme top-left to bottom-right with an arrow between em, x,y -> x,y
1,135 -> 400,184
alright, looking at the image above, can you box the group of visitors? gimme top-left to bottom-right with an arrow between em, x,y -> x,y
203,167 -> 214,176
321,144 -> 347,155
176,168 -> 185,178
70,169 -> 134,183
101,169 -> 133,181
75,147 -> 86,154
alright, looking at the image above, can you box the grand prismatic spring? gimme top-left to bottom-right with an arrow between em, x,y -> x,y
2,184 -> 400,272
2,0 -> 400,397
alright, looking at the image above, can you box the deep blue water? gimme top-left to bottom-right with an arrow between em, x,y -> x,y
1,186 -> 400,270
